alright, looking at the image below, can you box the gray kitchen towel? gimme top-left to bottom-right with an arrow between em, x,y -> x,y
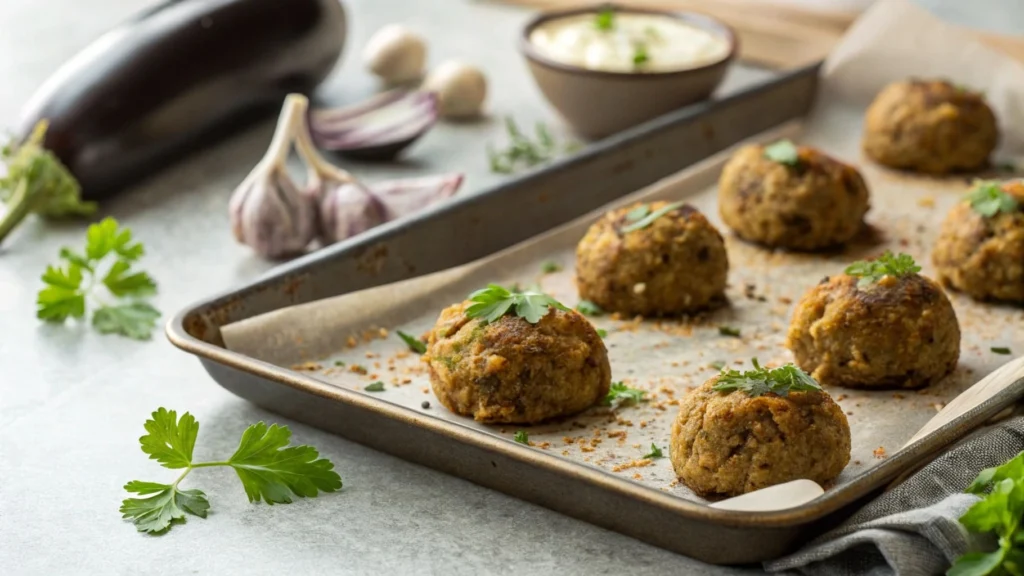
765,416 -> 1024,576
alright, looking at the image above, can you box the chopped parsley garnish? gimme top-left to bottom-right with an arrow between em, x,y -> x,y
949,450 -> 1024,576
966,180 -> 1019,217
513,430 -> 530,444
364,382 -> 385,392
712,358 -> 822,398
632,43 -> 649,67
719,326 -> 741,338
763,140 -> 800,166
465,284 -> 569,324
541,261 -> 562,274
594,7 -> 615,31
596,328 -> 608,338
576,299 -> 604,316
334,360 -> 346,367
992,347 -> 1012,355
603,382 -> 646,407
397,330 -> 426,354
642,444 -> 664,459
620,201 -> 686,233
844,251 -> 921,287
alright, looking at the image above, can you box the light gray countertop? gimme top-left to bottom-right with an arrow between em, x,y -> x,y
0,1 -> 1018,574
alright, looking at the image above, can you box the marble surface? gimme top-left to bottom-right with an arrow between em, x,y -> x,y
0,0 -> 1017,574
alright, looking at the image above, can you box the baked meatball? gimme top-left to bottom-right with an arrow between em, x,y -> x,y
575,201 -> 728,316
670,377 -> 850,497
787,272 -> 960,389
862,79 -> 998,174
717,143 -> 870,250
425,301 -> 611,423
933,180 -> 1024,302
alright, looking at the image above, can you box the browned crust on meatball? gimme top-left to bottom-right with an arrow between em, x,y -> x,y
933,182 -> 1024,302
862,79 -> 998,174
575,201 -> 728,316
670,378 -> 850,498
787,274 -> 961,389
717,144 -> 870,250
424,302 -> 611,424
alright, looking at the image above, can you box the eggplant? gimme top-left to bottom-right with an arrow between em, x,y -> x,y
18,0 -> 347,200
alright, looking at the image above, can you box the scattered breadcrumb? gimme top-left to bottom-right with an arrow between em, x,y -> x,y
290,362 -> 322,371
873,446 -> 887,459
612,459 -> 654,472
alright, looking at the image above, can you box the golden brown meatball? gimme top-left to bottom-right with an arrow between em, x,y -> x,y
670,377 -> 850,498
862,79 -> 998,174
575,202 -> 728,316
787,273 -> 960,389
425,301 -> 611,424
933,181 -> 1024,302
717,143 -> 870,250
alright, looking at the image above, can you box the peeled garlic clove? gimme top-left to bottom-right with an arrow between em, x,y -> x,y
370,173 -> 463,220
424,60 -> 487,119
318,181 -> 386,245
363,24 -> 427,84
229,167 -> 318,258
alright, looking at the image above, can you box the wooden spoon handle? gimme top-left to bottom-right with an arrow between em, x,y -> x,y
904,357 -> 1024,448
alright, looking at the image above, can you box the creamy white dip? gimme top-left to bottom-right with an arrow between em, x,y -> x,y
529,11 -> 730,73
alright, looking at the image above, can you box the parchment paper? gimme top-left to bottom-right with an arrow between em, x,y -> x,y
221,0 -> 1024,504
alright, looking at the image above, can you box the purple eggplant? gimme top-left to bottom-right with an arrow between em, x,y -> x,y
18,0 -> 347,200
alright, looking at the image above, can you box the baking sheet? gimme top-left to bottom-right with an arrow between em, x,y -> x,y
221,0 -> 1024,504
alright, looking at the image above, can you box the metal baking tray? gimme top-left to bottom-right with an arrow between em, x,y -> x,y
168,64 -> 1024,564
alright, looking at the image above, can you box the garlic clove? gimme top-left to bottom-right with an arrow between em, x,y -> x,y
363,24 -> 427,85
229,166 -> 319,258
423,60 -> 488,119
309,90 -> 438,161
318,181 -> 386,245
369,173 -> 463,221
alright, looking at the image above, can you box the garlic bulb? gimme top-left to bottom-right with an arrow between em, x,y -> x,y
363,24 -> 427,84
423,60 -> 487,118
319,182 -> 386,244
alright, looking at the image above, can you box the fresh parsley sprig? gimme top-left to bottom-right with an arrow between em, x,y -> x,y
465,284 -> 570,324
603,381 -> 646,407
712,358 -> 822,398
37,217 -> 160,339
0,121 -> 96,246
966,180 -> 1019,217
949,451 -> 1024,576
844,251 -> 921,288
763,140 -> 801,166
121,408 -> 342,534
397,330 -> 426,354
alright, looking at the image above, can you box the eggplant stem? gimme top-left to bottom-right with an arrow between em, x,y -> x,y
0,179 -> 34,245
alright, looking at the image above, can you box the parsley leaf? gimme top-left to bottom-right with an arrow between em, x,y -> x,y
576,300 -> 604,316
122,408 -> 342,534
541,261 -> 562,274
844,251 -> 921,287
719,326 -> 741,338
712,358 -> 822,398
620,201 -> 686,233
0,120 -> 96,246
603,382 -> 646,407
93,302 -> 161,340
514,430 -> 530,445
36,217 -> 160,340
397,330 -> 427,354
364,382 -> 385,392
465,284 -> 570,324
966,180 -> 1019,217
643,444 -> 664,459
596,328 -> 608,338
594,7 -> 615,31
763,140 -> 800,166
950,451 -> 1024,576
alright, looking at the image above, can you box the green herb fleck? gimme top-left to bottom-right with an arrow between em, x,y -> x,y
596,328 -> 608,339
541,261 -> 562,274
465,284 -> 570,324
965,180 -> 1019,217
620,201 -> 686,233
632,43 -> 649,67
334,360 -> 346,367
364,382 -> 385,392
710,360 -> 727,370
643,444 -> 664,459
844,251 -> 921,287
594,7 -> 615,31
576,300 -> 604,317
603,382 -> 646,407
351,364 -> 367,375
763,140 -> 800,166
624,204 -> 652,222
719,326 -> 741,338
992,347 -> 1012,355
487,117 -> 571,175
120,408 -> 340,534
949,451 -> 1024,576
712,358 -> 822,398
397,330 -> 427,354
513,430 -> 530,445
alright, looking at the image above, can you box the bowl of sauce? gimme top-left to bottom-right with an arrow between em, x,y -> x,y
521,5 -> 737,138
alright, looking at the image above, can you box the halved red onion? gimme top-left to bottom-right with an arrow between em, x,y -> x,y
310,91 -> 438,161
